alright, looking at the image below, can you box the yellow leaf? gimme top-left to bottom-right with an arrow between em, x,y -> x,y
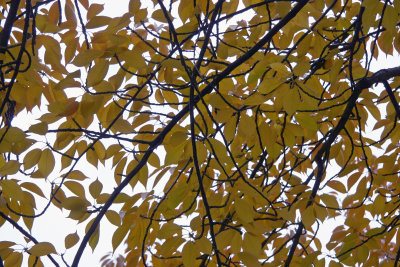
302,251 -> 320,266
327,180 -> 347,194
169,131 -> 187,146
158,223 -> 182,239
159,236 -> 184,255
182,242 -> 196,267
87,3 -> 104,20
48,101 -> 67,116
87,148 -> 98,168
155,89 -> 164,103
28,255 -> 44,267
208,138 -> 230,166
68,170 -> 87,181
94,142 -> 106,160
72,49 -> 104,67
64,181 -> 86,198
29,122 -> 48,135
129,0 -> 141,13
87,60 -> 109,87
62,197 -> 89,211
295,113 -> 318,132
0,160 -> 20,175
138,164 -> 148,188
238,252 -> 261,267
164,144 -> 185,165
24,148 -> 42,170
0,127 -> 26,142
148,153 -> 160,168
78,0 -> 89,9
106,210 -> 121,226
320,194 -> 340,209
297,34 -> 313,57
178,0 -> 195,23
152,9 -> 170,23
89,179 -> 102,199
163,90 -> 179,107
238,114 -> 256,139
243,232 -> 261,256
0,241 -> 15,250
119,49 -> 146,69
167,183 -> 188,209
48,2 -> 60,24
97,193 -> 110,204
28,242 -> 56,256
112,224 -> 129,251
283,87 -> 300,116
64,0 -> 77,28
112,118 -> 135,134
235,198 -> 254,224
63,101 -> 80,117
20,182 -> 46,198
38,149 -> 55,177
4,252 -> 22,267
301,206 -> 316,230
195,237 -> 212,254
86,16 -> 111,29
65,38 -> 79,64
231,230 -> 242,253
133,8 -> 148,24
293,60 -> 310,76
258,77 -> 285,94
86,218 -> 100,251
65,232 -> 79,249
0,197 -> 6,209
269,62 -> 290,76
329,59 -> 343,83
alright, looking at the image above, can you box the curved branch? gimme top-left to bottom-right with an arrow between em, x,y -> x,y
285,65 -> 400,266
71,1 -> 310,266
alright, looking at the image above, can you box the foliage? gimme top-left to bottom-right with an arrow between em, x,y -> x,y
0,0 -> 400,266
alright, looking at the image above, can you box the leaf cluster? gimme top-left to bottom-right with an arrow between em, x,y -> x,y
0,0 -> 400,266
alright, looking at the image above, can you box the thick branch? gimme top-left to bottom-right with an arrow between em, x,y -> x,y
382,80 -> 400,119
284,223 -> 304,267
285,65 -> 400,266
0,0 -> 21,58
71,1 -> 309,266
316,66 -> 400,160
0,0 -> 31,117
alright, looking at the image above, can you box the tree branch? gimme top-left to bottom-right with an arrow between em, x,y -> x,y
71,1 -> 310,266
382,80 -> 400,119
285,65 -> 400,266
0,211 -> 59,266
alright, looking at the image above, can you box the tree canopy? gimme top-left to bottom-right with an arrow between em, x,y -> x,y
0,0 -> 400,266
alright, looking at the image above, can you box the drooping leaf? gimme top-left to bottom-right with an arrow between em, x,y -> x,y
38,149 -> 55,177
28,242 -> 56,256
65,232 -> 80,249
